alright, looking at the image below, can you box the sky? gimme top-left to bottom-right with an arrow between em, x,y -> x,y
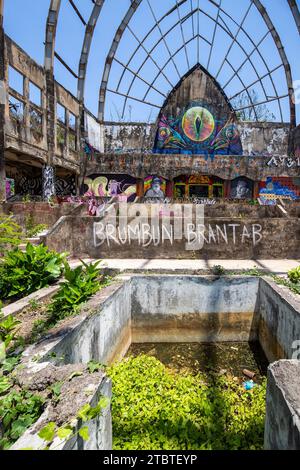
4,0 -> 300,123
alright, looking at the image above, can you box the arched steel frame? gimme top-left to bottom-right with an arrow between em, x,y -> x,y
98,0 -> 296,125
14,0 -> 294,124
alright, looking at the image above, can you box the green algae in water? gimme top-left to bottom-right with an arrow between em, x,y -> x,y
108,342 -> 268,451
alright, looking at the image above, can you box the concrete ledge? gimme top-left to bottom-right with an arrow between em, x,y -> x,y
265,360 -> 300,450
2,284 -> 60,318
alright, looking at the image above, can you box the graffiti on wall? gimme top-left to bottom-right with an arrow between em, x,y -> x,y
13,173 -> 76,197
259,177 -> 300,205
55,176 -> 76,196
154,102 -> 243,156
42,166 -> 55,200
144,176 -> 166,200
83,174 -> 137,202
230,178 -> 253,199
5,179 -> 15,199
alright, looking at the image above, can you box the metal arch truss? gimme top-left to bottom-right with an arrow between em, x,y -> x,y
98,0 -> 296,125
44,0 -> 61,72
41,0 -> 296,124
78,0 -> 105,102
287,0 -> 300,35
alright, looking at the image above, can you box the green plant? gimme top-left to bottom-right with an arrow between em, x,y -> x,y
0,214 -> 22,255
87,361 -> 105,374
24,214 -> 47,238
37,396 -> 109,450
0,390 -> 45,449
0,313 -> 21,349
273,275 -> 300,296
0,244 -> 66,301
22,194 -> 31,203
108,355 -> 266,451
46,261 -> 103,323
240,267 -> 261,277
211,265 -> 226,276
287,266 -> 300,284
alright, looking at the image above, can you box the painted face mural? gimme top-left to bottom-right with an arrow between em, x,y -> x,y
83,175 -> 137,202
154,101 -> 243,156
144,176 -> 166,199
230,178 -> 253,199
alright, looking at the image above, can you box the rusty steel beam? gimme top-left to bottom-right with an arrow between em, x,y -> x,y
44,0 -> 61,71
252,0 -> 296,127
288,0 -> 300,34
98,0 -> 142,121
78,0 -> 104,102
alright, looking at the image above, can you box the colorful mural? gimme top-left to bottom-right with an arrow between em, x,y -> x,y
259,177 -> 300,204
230,178 -> 253,199
174,175 -> 224,199
154,102 -> 243,156
5,178 -> 15,199
83,174 -> 137,202
144,176 -> 166,199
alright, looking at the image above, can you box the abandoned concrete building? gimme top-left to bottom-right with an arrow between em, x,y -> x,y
1,0 -> 300,205
1,0 -> 300,455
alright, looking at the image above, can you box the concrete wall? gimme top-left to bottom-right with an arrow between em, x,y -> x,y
258,278 -> 300,362
131,276 -> 259,342
10,274 -> 300,450
265,360 -> 300,450
47,280 -> 131,366
85,153 -> 300,181
42,210 -> 300,260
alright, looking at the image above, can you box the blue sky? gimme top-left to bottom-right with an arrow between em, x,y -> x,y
4,0 -> 300,123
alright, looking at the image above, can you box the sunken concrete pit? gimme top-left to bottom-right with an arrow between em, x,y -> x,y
12,275 -> 300,450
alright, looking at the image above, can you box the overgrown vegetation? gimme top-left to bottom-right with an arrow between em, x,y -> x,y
0,215 -> 22,255
0,305 -> 45,450
36,396 -> 109,450
108,355 -> 266,450
0,390 -> 45,450
31,261 -> 111,340
0,244 -> 66,302
273,266 -> 300,296
24,214 -> 47,238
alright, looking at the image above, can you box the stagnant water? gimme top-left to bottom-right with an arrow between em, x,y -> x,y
126,341 -> 269,382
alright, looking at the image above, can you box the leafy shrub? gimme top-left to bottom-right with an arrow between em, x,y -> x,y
273,275 -> 300,296
108,355 -> 266,450
0,244 -> 66,301
46,260 -> 102,323
211,265 -> 225,276
0,215 -> 22,255
24,214 -> 47,238
0,312 -> 21,349
287,266 -> 300,284
0,390 -> 45,450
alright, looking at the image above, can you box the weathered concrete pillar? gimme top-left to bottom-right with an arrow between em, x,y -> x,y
136,178 -> 144,198
264,360 -> 300,450
42,165 -> 55,200
253,181 -> 260,199
44,70 -> 56,200
0,0 -> 6,202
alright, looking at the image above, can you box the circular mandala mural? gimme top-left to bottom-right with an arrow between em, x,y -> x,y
182,106 -> 215,142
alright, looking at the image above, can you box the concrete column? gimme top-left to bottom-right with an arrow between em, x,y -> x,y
166,180 -> 174,198
0,1 -> 6,202
42,165 -> 55,200
45,70 -> 56,199
224,180 -> 231,198
136,178 -> 144,198
253,181 -> 260,199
